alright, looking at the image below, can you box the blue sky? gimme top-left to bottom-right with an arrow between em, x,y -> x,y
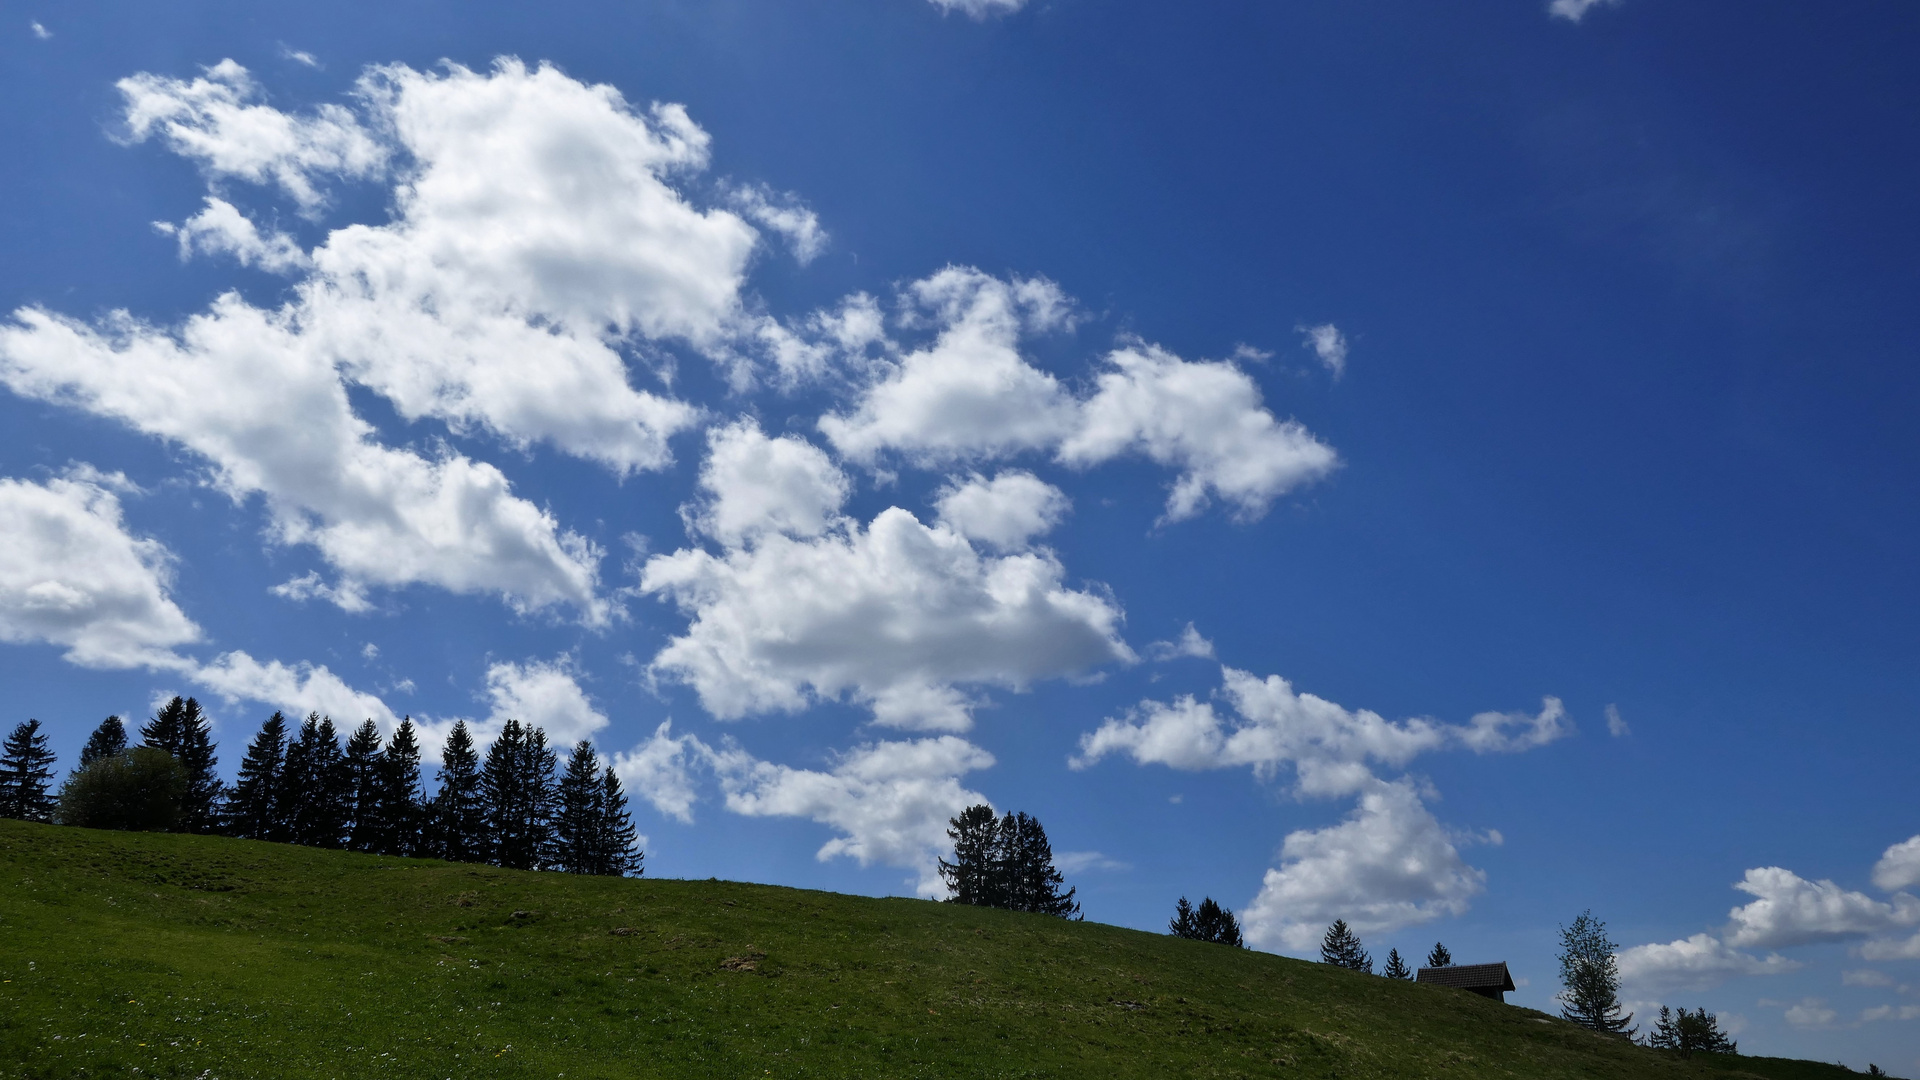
4,0 -> 1919,1066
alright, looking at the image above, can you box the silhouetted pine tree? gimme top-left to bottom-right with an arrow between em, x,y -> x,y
343,720 -> 384,852
77,716 -> 128,771
1425,942 -> 1453,968
282,714 -> 349,848
552,740 -> 602,874
1170,896 -> 1199,938
1647,1006 -> 1737,1057
1321,920 -> 1373,973
1383,948 -> 1414,980
598,768 -> 642,877
0,720 -> 58,822
1193,897 -> 1244,947
998,810 -> 1080,918
430,721 -> 487,862
226,712 -> 289,841
366,718 -> 423,856
938,804 -> 1002,906
140,696 -> 222,833
483,721 -> 557,870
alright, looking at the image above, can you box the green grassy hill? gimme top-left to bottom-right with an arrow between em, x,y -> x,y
0,820 -> 1860,1079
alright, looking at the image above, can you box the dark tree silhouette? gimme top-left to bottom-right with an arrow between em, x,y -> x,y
226,712 -> 290,841
1383,948 -> 1414,980
430,721 -> 486,863
366,718 -> 423,857
1648,1006 -> 1737,1057
343,720 -> 384,852
56,748 -> 187,831
1559,910 -> 1635,1036
939,804 -> 1080,917
1425,942 -> 1453,968
282,714 -> 349,848
598,768 -> 643,877
553,740 -> 604,874
77,716 -> 128,771
939,804 -> 1002,906
1171,896 -> 1245,946
0,720 -> 58,822
140,696 -> 222,833
483,720 -> 557,871
1320,920 -> 1373,973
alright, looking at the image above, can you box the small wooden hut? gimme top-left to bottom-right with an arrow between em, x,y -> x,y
1414,962 -> 1516,1003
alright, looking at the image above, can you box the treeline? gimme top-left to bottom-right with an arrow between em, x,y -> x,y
0,698 -> 640,876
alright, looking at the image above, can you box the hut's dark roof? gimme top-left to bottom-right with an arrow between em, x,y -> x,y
1414,962 -> 1516,992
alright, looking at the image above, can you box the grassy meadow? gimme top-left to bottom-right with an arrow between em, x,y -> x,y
0,819 -> 1863,1079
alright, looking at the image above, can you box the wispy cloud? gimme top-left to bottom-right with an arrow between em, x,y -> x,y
1548,0 -> 1621,24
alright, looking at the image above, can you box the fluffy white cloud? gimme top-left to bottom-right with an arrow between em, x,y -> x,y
155,197 -> 309,272
1547,0 -> 1621,23
1061,343 -> 1338,521
1860,933 -> 1920,962
612,721 -> 706,824
926,0 -> 1027,19
119,59 -> 386,211
192,650 -> 399,730
932,471 -> 1069,551
480,657 -> 608,746
1298,323 -> 1347,377
1457,697 -> 1573,753
1240,779 -> 1486,953
1874,835 -> 1920,892
819,268 -> 1077,465
1616,933 -> 1800,993
0,473 -> 201,669
0,301 -> 607,620
685,420 -> 849,547
642,501 -> 1133,731
1781,998 -> 1838,1029
1860,1004 -> 1920,1023
726,182 -> 827,264
1145,622 -> 1215,662
714,735 -> 995,896
1725,867 -> 1920,949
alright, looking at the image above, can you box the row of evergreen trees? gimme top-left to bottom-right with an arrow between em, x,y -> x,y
937,804 -> 1081,918
1318,918 -> 1453,978
0,699 -> 641,877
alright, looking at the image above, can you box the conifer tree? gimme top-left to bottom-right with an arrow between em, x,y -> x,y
430,721 -> 487,863
343,720 -> 384,852
483,720 -> 558,870
367,718 -> 423,856
0,720 -> 58,822
1647,1006 -> 1737,1057
553,740 -> 603,874
1425,942 -> 1453,968
939,804 -> 1002,906
598,767 -> 643,877
1193,897 -> 1244,947
995,810 -> 1080,918
282,714 -> 349,848
140,696 -> 222,833
77,716 -> 128,771
1383,948 -> 1414,980
1170,896 -> 1199,938
1558,910 -> 1635,1036
1320,920 -> 1373,973
226,712 -> 289,841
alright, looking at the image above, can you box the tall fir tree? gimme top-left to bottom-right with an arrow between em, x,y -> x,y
77,716 -> 128,771
995,810 -> 1080,918
281,714 -> 349,848
552,740 -> 603,874
1193,897 -> 1244,947
226,712 -> 289,841
598,767 -> 642,877
430,721 -> 487,863
938,804 -> 1002,906
140,696 -> 222,833
1383,948 -> 1414,980
484,721 -> 557,870
367,718 -> 423,856
343,720 -> 384,852
1425,942 -> 1453,968
0,720 -> 58,822
1320,920 -> 1373,973
1648,1006 -> 1737,1057
1558,910 -> 1636,1036
1170,896 -> 1199,938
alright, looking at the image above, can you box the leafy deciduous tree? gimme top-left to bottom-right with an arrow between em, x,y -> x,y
140,696 -> 222,833
56,748 -> 187,831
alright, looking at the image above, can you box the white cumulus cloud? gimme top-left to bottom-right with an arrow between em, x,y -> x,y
1297,323 -> 1347,377
684,420 -> 850,547
0,473 -> 201,669
932,470 -> 1069,551
1616,933 -> 1800,993
1873,835 -> 1920,893
1725,867 -> 1920,949
154,196 -> 309,273
726,182 -> 828,264
1145,622 -> 1215,662
480,657 -> 608,746
612,721 -> 706,824
192,650 -> 399,731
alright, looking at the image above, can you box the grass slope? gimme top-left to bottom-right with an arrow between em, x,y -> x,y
0,821 -> 1858,1079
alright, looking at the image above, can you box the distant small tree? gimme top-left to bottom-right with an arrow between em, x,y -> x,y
1558,910 -> 1635,1036
343,720 -> 384,852
76,716 -> 128,771
1168,897 -> 1244,946
141,696 -> 223,833
1647,1006 -> 1736,1057
598,768 -> 643,877
226,712 -> 289,841
0,720 -> 58,822
430,721 -> 487,863
939,804 -> 1002,906
56,748 -> 187,831
939,804 -> 1079,918
1321,920 -> 1373,973
1425,942 -> 1452,968
1383,948 -> 1414,980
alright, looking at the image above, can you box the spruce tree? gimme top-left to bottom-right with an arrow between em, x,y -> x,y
598,767 -> 642,877
482,720 -> 558,870
282,714 -> 349,848
0,720 -> 58,822
1320,920 -> 1373,973
938,804 -> 1002,906
1193,897 -> 1245,947
226,712 -> 290,841
343,720 -> 384,852
140,696 -> 222,833
553,740 -> 603,874
995,810 -> 1080,918
368,718 -> 423,856
1425,942 -> 1453,968
1558,910 -> 1635,1036
77,716 -> 128,771
1170,896 -> 1200,938
430,721 -> 487,863
1383,948 -> 1414,980
1647,1006 -> 1736,1057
